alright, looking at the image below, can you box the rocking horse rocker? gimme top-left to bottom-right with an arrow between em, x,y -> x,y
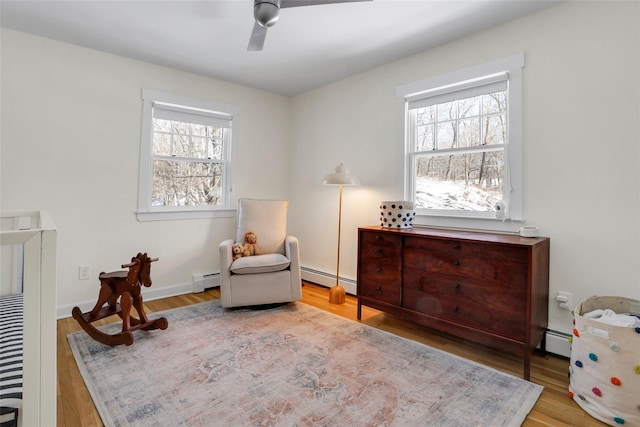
72,252 -> 168,346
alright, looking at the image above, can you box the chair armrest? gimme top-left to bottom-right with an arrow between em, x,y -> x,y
284,236 -> 299,263
285,236 -> 301,298
218,239 -> 235,307
219,239 -> 234,272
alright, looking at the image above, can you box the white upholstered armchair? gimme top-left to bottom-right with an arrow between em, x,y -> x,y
218,198 -> 302,308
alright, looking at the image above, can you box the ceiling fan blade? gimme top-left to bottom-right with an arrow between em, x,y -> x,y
281,0 -> 371,8
247,21 -> 268,51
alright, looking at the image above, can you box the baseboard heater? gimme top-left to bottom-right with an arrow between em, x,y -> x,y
545,329 -> 571,358
300,267 -> 357,295
192,273 -> 220,293
199,267 -> 358,294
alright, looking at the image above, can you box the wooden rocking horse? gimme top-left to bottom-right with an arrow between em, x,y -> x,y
72,252 -> 168,346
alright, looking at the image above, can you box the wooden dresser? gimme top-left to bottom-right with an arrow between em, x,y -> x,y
356,225 -> 550,380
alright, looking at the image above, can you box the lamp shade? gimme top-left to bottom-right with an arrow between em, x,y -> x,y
323,163 -> 360,186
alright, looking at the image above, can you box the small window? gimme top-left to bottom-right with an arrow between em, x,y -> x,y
137,90 -> 238,221
399,54 -> 524,227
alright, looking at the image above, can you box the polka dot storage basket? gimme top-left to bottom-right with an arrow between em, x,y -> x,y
569,296 -> 640,426
380,201 -> 415,229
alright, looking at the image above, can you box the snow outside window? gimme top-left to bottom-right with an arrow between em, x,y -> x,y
399,54 -> 524,229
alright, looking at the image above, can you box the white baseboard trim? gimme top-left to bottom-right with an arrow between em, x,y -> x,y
57,265 -> 336,319
300,267 -> 357,296
57,281 -> 195,319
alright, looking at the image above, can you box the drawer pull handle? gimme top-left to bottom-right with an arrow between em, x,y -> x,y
453,260 -> 460,266
375,235 -> 382,240
453,306 -> 459,312
375,267 -> 382,273
454,283 -> 461,292
376,286 -> 382,291
453,244 -> 461,250
375,249 -> 383,255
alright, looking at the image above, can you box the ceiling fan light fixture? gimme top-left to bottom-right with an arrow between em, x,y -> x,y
248,0 -> 371,52
254,1 -> 280,28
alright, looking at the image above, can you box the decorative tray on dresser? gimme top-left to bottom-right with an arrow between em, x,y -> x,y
356,225 -> 550,380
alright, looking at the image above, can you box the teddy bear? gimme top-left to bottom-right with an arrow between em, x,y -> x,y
232,242 -> 246,260
243,231 -> 262,256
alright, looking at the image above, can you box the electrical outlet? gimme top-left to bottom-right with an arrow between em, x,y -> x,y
556,291 -> 572,311
79,265 -> 91,280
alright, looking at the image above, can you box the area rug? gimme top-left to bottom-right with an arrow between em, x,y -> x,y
68,300 -> 542,426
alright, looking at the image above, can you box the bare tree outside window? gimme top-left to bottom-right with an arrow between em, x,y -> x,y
410,89 -> 507,212
150,118 -> 228,208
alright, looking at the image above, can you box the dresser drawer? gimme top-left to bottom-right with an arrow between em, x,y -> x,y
404,236 -> 528,263
359,280 -> 401,305
358,259 -> 402,305
359,259 -> 402,283
359,231 -> 403,259
402,268 -> 527,339
403,248 -> 527,286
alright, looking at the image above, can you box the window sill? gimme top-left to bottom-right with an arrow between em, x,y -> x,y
413,214 -> 524,234
136,209 -> 235,222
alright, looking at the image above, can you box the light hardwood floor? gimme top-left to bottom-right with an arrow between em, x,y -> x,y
57,282 -> 606,427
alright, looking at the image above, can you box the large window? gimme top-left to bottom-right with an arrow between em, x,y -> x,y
137,90 -> 238,221
399,54 -> 524,227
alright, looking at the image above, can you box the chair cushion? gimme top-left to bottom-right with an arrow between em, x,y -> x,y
230,253 -> 291,275
237,199 -> 288,255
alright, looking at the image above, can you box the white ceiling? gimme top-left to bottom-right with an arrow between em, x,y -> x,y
0,0 -> 557,96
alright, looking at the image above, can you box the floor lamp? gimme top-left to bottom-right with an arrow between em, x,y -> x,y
323,163 -> 360,304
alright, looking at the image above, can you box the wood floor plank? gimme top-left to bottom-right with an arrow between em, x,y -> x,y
56,282 -> 606,427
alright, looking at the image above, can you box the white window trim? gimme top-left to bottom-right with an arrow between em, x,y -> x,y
136,89 -> 239,221
396,53 -> 525,232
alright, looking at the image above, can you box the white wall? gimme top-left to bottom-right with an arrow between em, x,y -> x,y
1,29 -> 291,312
288,1 -> 640,334
2,2 -> 639,336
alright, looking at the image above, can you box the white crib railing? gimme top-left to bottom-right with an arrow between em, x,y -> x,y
1,210 -> 57,427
